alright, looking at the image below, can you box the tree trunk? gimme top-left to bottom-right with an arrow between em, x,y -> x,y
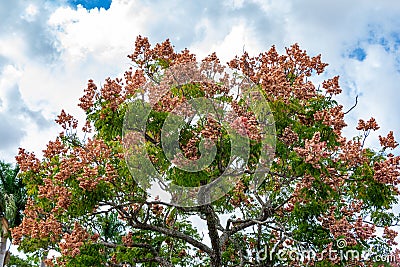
201,205 -> 222,267
0,217 -> 9,267
0,236 -> 7,267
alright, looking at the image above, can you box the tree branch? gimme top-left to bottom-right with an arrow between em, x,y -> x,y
344,95 -> 358,115
200,204 -> 222,267
131,222 -> 213,255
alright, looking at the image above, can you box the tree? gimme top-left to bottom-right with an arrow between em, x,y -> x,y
0,161 -> 28,267
11,36 -> 400,266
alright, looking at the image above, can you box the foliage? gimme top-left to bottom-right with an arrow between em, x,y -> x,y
11,36 -> 400,267
0,161 -> 25,230
0,161 -> 30,267
6,253 -> 35,267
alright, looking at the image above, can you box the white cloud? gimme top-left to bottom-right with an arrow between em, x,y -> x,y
48,0 -> 150,61
0,35 -> 28,64
1,0 -> 400,251
21,4 -> 39,22
0,65 -> 22,109
341,44 -> 400,148
0,64 -> 51,162
0,0 -> 398,169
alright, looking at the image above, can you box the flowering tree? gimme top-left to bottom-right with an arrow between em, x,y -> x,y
11,36 -> 400,267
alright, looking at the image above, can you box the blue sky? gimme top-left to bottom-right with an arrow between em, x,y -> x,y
1,0 -> 399,163
348,48 -> 366,61
0,0 -> 399,174
68,0 -> 111,10
1,0 -> 400,251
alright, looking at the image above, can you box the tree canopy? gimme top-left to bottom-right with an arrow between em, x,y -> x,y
11,36 -> 400,266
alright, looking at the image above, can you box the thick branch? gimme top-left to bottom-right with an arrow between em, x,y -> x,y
200,204 -> 222,267
220,199 -> 273,246
131,222 -> 213,255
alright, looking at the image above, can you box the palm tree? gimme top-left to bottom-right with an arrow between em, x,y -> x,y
0,161 -> 26,267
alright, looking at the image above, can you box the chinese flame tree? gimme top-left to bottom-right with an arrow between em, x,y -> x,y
12,36 -> 400,267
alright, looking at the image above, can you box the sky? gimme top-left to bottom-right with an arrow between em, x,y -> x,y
1,0 -> 400,164
1,0 -> 400,253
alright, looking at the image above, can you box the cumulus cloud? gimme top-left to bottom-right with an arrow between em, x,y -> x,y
1,0 -> 400,250
0,65 -> 51,162
0,0 -> 398,162
0,0 -> 398,164
0,1 -> 60,63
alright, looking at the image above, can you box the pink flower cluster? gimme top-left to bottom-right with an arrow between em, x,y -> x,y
294,132 -> 329,168
230,115 -> 260,141
59,222 -> 90,258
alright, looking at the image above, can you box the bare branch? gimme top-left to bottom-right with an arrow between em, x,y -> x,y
344,95 -> 358,115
